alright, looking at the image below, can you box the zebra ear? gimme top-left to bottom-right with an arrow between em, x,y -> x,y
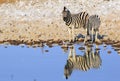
64,6 -> 66,10
64,6 -> 68,11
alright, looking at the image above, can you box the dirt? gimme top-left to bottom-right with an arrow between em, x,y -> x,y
0,0 -> 119,47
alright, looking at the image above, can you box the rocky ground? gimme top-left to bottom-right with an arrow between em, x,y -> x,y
0,0 -> 120,47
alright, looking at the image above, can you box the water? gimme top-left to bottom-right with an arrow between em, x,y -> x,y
0,43 -> 120,81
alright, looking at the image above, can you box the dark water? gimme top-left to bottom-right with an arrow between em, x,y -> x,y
0,43 -> 120,81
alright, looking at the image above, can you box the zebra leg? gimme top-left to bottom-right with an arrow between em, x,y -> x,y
92,27 -> 94,43
95,31 -> 100,42
96,44 -> 98,49
72,46 -> 76,62
85,46 -> 88,55
96,31 -> 98,41
72,26 -> 75,42
68,28 -> 71,42
68,47 -> 72,57
84,28 -> 87,43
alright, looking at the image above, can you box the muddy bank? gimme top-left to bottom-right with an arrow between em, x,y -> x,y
0,0 -> 120,46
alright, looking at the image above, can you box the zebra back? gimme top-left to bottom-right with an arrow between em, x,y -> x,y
87,15 -> 101,31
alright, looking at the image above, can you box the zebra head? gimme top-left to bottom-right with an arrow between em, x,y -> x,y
62,6 -> 71,21
64,60 -> 73,79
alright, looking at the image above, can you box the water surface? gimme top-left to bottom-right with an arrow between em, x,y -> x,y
0,43 -> 120,81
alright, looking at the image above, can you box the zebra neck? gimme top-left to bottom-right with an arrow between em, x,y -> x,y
65,16 -> 72,26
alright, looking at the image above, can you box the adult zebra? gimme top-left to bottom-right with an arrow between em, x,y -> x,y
64,45 -> 102,79
62,6 -> 101,43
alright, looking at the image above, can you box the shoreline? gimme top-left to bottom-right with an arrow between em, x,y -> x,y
0,0 -> 119,47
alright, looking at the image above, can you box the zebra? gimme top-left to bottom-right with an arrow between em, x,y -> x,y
62,7 -> 101,43
86,15 -> 101,42
64,45 -> 102,79
62,6 -> 89,43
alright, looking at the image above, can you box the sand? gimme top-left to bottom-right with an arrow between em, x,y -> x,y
0,0 -> 120,46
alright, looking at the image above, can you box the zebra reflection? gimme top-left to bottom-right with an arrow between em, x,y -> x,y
64,45 -> 102,79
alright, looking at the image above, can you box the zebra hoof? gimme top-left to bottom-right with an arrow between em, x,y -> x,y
95,40 -> 102,45
69,40 -> 74,44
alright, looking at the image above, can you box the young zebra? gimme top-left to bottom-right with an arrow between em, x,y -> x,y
64,45 -> 102,79
62,6 -> 89,43
86,15 -> 101,42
